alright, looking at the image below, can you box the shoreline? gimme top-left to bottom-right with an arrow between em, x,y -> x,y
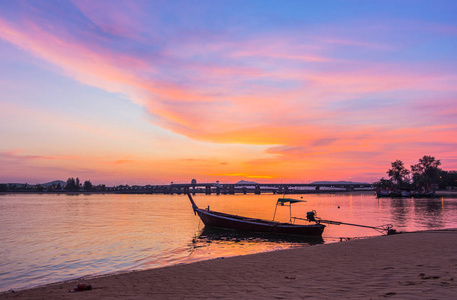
2,190 -> 457,197
2,229 -> 457,299
0,190 -> 375,194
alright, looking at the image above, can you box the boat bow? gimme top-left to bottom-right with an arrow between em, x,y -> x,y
187,193 -> 198,215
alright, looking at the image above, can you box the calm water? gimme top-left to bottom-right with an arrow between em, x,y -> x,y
1,193 -> 457,292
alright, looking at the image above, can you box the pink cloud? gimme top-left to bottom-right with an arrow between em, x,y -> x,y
2,13 -> 454,146
0,150 -> 86,162
70,0 -> 147,40
1,4 -> 457,183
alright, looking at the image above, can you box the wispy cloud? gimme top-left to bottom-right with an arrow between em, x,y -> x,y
0,150 -> 80,162
212,173 -> 275,179
1,1 -> 456,182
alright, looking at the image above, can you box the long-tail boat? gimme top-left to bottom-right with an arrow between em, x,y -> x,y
187,193 -> 325,236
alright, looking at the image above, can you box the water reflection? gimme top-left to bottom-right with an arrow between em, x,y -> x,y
389,198 -> 411,227
414,198 -> 445,229
2,193 -> 457,292
388,197 -> 449,230
187,226 -> 323,260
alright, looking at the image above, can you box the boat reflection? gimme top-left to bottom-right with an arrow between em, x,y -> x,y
185,226 -> 323,266
193,226 -> 323,246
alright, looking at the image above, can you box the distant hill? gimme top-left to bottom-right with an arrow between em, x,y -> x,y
4,180 -> 66,187
236,180 -> 259,185
41,180 -> 66,187
311,181 -> 370,185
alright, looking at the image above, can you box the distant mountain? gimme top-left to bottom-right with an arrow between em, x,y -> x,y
2,180 -> 66,188
236,180 -> 259,185
41,180 -> 66,187
311,181 -> 370,185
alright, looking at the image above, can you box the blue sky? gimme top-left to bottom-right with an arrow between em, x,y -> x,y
0,0 -> 456,184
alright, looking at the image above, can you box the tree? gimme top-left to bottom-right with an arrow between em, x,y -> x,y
96,184 -> 106,191
65,177 -> 79,191
83,180 -> 93,191
66,177 -> 74,190
373,178 -> 394,189
439,170 -> 457,189
387,159 -> 410,187
411,156 -> 442,187
0,184 -> 7,192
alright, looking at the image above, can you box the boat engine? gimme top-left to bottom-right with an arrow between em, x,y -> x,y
306,210 -> 317,222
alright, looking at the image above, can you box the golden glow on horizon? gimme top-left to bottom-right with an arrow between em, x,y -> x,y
212,173 -> 276,179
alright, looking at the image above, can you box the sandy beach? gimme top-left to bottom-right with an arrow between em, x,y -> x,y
2,229 -> 456,299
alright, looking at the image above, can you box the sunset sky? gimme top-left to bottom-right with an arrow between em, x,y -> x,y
1,0 -> 456,185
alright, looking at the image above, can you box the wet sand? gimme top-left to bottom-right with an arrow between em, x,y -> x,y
2,229 -> 457,299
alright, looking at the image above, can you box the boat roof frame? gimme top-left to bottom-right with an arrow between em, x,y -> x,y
276,198 -> 306,204
273,197 -> 306,222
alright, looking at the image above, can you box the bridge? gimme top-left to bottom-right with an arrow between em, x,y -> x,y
112,182 -> 374,195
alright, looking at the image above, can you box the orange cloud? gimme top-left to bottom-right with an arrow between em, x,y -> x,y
212,173 -> 275,179
1,14 -> 454,149
1,4 -> 457,184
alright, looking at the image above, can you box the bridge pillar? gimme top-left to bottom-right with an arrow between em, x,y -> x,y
205,186 -> 211,195
255,185 -> 261,194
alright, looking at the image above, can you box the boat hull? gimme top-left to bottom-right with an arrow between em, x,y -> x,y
195,208 -> 325,236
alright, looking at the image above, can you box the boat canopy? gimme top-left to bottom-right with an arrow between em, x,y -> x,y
276,198 -> 306,204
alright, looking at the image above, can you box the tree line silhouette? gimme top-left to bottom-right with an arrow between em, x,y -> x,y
375,155 -> 457,190
0,178 -> 106,192
65,177 -> 106,192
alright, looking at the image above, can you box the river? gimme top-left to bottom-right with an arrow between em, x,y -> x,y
1,193 -> 457,292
